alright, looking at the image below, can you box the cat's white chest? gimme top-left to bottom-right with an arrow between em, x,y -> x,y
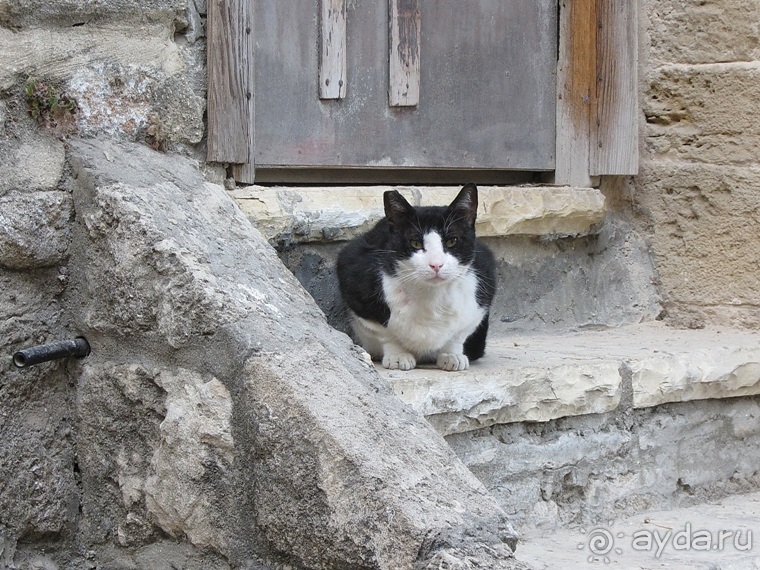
381,270 -> 484,357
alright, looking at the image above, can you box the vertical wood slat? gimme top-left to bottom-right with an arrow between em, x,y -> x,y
554,0 -> 596,187
207,0 -> 253,165
591,0 -> 639,175
319,0 -> 347,99
388,0 -> 421,107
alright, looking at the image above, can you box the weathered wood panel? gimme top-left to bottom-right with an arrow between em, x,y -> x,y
207,0 -> 252,164
554,0 -> 596,187
388,0 -> 421,107
319,0 -> 347,100
591,0 -> 639,175
251,0 -> 557,176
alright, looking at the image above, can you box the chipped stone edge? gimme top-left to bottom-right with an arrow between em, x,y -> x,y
231,185 -> 606,244
631,348 -> 760,409
383,331 -> 760,435
386,361 -> 623,436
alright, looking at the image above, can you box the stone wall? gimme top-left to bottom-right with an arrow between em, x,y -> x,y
0,0 -> 206,151
635,0 -> 760,328
0,2 -> 211,565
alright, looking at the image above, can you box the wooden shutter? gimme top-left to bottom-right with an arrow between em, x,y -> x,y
208,0 -> 639,185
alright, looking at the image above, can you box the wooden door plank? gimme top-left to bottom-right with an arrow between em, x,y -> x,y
554,0 -> 596,187
389,0 -> 421,107
319,0 -> 347,99
251,1 -> 556,174
207,0 -> 253,164
591,0 -> 639,175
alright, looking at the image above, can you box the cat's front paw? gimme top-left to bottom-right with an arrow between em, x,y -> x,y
383,352 -> 417,370
437,353 -> 469,371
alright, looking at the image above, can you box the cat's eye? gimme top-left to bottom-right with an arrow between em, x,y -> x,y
445,237 -> 458,248
409,239 -> 424,250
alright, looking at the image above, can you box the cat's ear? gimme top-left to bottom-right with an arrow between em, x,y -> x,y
449,183 -> 478,227
383,190 -> 415,229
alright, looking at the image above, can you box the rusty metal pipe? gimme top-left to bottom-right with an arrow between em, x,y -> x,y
13,337 -> 91,368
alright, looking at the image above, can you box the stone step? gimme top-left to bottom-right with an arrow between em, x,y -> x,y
516,490 -> 760,569
380,322 -> 760,436
232,184 -> 606,244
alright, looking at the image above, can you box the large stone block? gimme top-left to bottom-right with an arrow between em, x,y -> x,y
383,323 -> 760,435
632,342 -> 760,408
634,161 -> 760,327
77,363 -> 236,551
387,353 -> 622,436
644,0 -> 760,65
0,0 -> 187,28
0,191 -> 73,269
644,62 -> 760,165
0,132 -> 66,195
68,139 -> 528,569
0,26 -> 205,146
232,185 -> 606,244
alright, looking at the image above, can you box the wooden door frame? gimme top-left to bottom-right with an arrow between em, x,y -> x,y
554,0 -> 639,187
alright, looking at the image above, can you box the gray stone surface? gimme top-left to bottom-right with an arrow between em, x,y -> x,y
517,491 -> 760,569
0,0 -> 187,28
0,191 -> 73,269
448,397 -> 760,533
0,362 -> 79,543
488,215 -> 662,333
0,20 -> 206,149
0,132 -> 66,196
65,138 -> 527,569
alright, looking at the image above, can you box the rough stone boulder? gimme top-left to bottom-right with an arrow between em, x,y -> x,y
67,139 -> 530,569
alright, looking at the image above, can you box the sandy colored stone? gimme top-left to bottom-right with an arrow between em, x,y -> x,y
632,347 -> 760,408
144,369 -> 234,553
645,0 -> 760,65
645,62 -> 760,165
634,161 -> 760,328
386,356 -> 622,436
232,185 -> 606,243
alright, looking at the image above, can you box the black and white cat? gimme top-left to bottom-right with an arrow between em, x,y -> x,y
337,183 -> 496,371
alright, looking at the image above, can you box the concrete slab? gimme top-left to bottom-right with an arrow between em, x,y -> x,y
381,323 -> 760,434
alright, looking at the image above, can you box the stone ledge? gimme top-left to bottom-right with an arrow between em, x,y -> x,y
231,185 -> 606,244
380,323 -> 760,435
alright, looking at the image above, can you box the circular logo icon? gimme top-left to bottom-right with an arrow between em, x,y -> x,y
588,528 -> 615,556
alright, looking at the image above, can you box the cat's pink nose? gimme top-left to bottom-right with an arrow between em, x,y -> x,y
429,262 -> 444,274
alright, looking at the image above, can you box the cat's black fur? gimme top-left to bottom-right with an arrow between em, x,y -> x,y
337,183 -> 496,362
